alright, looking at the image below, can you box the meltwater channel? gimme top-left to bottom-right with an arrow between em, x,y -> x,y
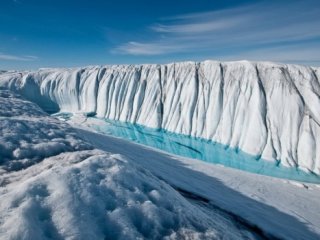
56,113 -> 320,184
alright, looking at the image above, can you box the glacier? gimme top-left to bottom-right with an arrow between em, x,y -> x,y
1,84 -> 320,239
1,60 -> 320,174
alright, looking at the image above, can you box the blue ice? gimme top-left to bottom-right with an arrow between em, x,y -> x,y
55,113 -> 320,184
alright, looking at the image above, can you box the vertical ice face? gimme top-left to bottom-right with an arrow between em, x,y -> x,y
95,65 -> 162,128
212,62 -> 268,156
0,60 -> 319,174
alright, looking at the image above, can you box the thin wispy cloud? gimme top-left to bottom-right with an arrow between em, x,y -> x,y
221,42 -> 320,64
0,53 -> 38,61
112,41 -> 188,56
150,17 -> 242,34
113,0 -> 320,63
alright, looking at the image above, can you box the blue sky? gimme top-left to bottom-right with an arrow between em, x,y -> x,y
1,0 -> 320,69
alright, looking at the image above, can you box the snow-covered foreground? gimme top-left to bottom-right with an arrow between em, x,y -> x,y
1,90 -> 264,239
1,60 -> 320,174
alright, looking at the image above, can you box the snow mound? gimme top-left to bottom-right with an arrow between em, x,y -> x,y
0,91 -> 92,172
0,90 -> 247,239
1,60 -> 319,173
0,150 -> 221,240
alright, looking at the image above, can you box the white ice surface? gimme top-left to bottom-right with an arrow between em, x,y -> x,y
1,90 -> 261,240
1,61 -> 319,173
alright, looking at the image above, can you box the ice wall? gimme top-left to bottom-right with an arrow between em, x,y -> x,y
1,60 -> 319,173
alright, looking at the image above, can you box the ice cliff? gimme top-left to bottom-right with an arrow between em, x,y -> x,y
1,60 -> 319,174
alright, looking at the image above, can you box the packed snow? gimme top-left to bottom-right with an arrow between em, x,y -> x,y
0,90 -> 263,239
1,60 -> 320,174
0,91 -> 92,172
